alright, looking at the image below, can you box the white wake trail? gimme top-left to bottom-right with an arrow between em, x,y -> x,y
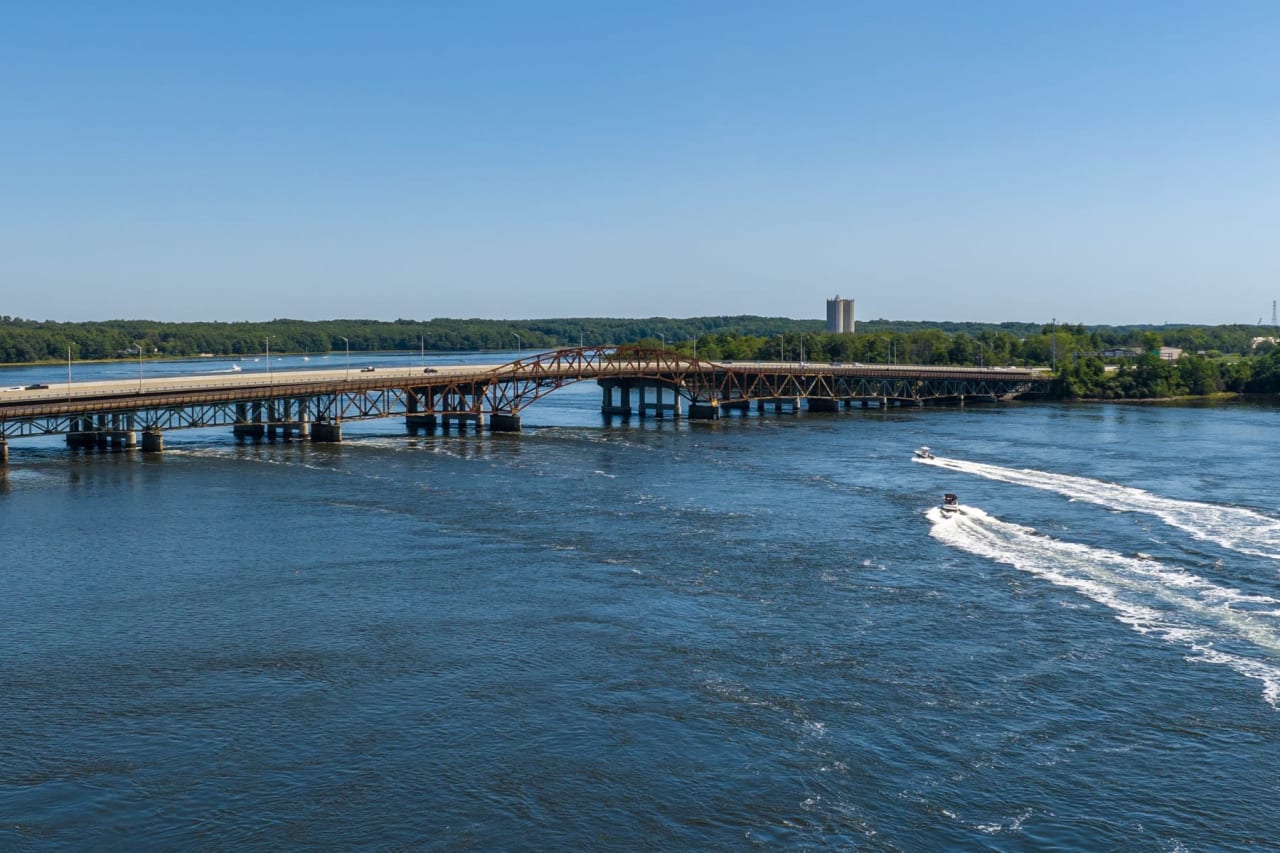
917,455 -> 1280,561
928,505 -> 1280,709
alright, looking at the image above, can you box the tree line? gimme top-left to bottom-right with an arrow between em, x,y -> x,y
2,315 -> 1278,397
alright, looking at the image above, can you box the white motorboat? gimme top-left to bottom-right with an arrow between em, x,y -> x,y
940,493 -> 961,515
914,446 -> 934,460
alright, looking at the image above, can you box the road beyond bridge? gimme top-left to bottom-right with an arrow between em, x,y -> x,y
0,346 -> 1048,463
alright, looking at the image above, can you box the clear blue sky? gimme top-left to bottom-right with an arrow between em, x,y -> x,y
2,1 -> 1277,325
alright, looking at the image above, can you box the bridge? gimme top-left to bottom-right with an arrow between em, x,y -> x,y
0,346 -> 1048,463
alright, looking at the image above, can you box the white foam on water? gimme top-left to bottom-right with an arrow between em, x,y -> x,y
917,455 -> 1280,560
927,505 -> 1280,709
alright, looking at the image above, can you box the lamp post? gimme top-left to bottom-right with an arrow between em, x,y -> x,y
1051,317 -> 1057,371
134,342 -> 145,391
265,336 -> 273,382
657,333 -> 665,351
338,336 -> 349,379
976,340 -> 986,367
513,332 -> 521,357
776,333 -> 785,362
67,344 -> 72,403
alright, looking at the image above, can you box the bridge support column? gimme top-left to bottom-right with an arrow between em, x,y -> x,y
807,398 -> 839,413
67,419 -> 96,449
406,413 -> 437,435
0,438 -> 8,464
141,429 -> 164,453
489,413 -> 521,432
233,423 -> 266,442
598,380 -> 633,417
297,403 -> 311,439
689,402 -> 720,421
312,422 -> 343,443
756,400 -> 766,414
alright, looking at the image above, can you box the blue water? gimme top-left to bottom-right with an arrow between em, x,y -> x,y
3,356 -> 1279,850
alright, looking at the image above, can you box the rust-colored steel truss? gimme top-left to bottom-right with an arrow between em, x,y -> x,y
0,346 -> 1047,440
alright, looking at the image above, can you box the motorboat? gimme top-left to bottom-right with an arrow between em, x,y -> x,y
914,446 -> 934,460
940,493 -> 961,515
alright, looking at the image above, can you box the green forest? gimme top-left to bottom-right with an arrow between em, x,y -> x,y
3,315 -> 1279,399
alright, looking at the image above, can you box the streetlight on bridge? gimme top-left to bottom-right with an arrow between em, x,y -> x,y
776,334 -> 785,362
513,332 -> 521,357
133,341 -> 145,391
338,336 -> 350,379
657,333 -> 665,351
265,336 -> 273,382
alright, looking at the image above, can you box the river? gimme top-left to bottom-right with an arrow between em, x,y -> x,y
2,353 -> 1278,850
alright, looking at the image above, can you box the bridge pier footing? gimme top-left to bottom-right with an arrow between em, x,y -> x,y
0,438 -> 8,464
599,380 -> 633,417
406,414 -> 437,435
233,424 -> 266,442
440,414 -> 483,433
141,430 -> 164,453
489,413 -> 521,432
689,402 -> 720,420
807,398 -> 839,413
312,422 -> 343,443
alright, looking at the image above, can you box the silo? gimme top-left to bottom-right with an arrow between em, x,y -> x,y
841,299 -> 855,335
826,298 -> 843,333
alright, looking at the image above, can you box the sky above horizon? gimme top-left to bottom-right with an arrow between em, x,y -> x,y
2,2 -> 1278,326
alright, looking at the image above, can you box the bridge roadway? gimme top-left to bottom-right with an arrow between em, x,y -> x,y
0,347 -> 1047,462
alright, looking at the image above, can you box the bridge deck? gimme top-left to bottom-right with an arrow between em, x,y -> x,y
0,349 -> 1049,452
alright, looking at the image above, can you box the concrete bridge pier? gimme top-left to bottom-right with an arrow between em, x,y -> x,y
0,438 -> 8,464
637,382 -> 681,419
489,412 -> 521,432
311,421 -> 342,443
233,402 -> 267,442
807,398 -> 839,413
141,429 -> 164,453
440,413 -> 484,433
296,401 -> 311,439
66,418 -> 96,450
599,380 -> 633,417
233,423 -> 266,442
406,413 -> 437,435
266,402 -> 279,441
688,402 -> 720,421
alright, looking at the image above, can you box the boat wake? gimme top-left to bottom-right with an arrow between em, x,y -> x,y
928,504 -> 1280,709
916,455 -> 1280,561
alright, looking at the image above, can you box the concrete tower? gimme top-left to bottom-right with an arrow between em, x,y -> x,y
826,296 -> 856,334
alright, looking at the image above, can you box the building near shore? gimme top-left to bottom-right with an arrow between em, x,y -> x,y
826,296 -> 855,334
